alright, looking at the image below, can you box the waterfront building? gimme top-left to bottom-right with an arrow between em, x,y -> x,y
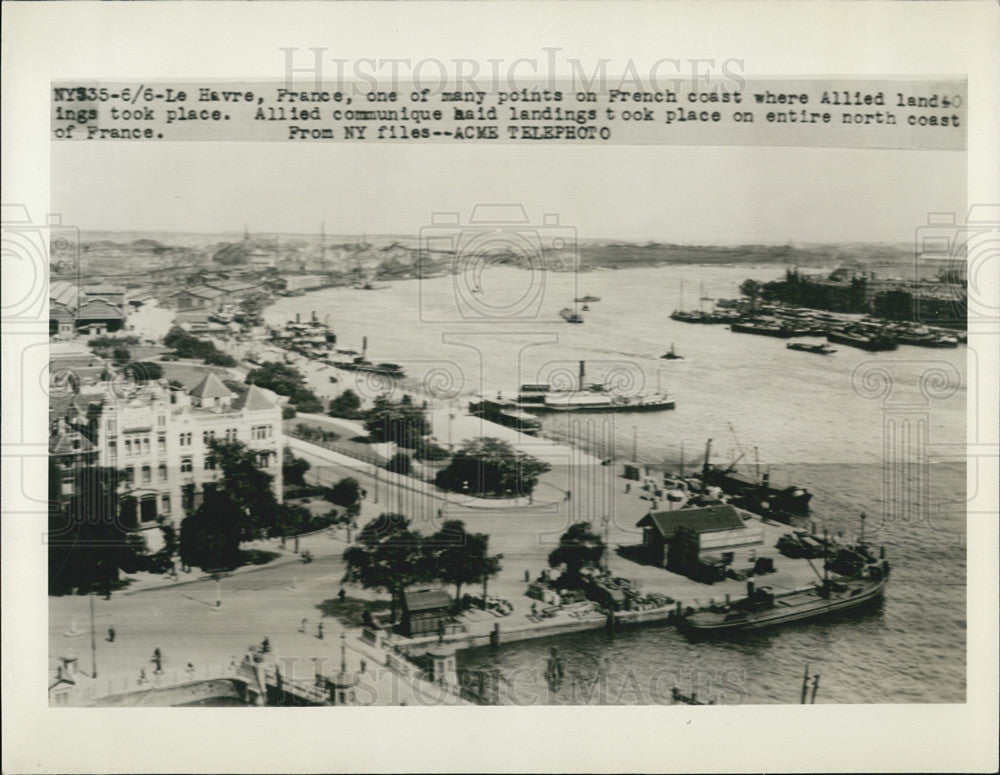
49,280 -> 128,338
49,370 -> 283,549
401,588 -> 453,637
636,504 -> 764,569
162,285 -> 225,312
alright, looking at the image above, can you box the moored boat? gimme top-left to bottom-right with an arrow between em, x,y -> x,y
560,307 -> 584,323
682,562 -> 890,634
787,341 -> 837,355
827,328 -> 898,351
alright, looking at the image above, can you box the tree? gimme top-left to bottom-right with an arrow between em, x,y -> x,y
364,395 -> 430,447
283,447 -> 311,487
427,520 -> 502,605
272,502 -> 311,548
435,437 -> 551,497
386,452 -> 412,476
739,279 -> 762,301
204,352 -> 237,367
205,439 -> 278,540
343,514 -> 429,622
122,361 -> 164,383
47,464 -> 144,595
328,389 -> 363,419
179,490 -> 243,571
112,346 -> 131,363
326,476 -> 361,509
548,522 -> 606,589
246,361 -> 323,412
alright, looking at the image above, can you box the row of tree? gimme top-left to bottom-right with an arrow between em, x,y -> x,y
343,514 -> 502,620
163,326 -> 237,367
245,361 -> 324,414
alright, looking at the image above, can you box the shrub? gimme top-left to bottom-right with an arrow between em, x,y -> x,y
386,452 -> 412,476
204,352 -> 237,367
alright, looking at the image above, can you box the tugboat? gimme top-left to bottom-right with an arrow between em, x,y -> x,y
684,521 -> 889,634
661,343 -> 684,360
787,341 -> 837,355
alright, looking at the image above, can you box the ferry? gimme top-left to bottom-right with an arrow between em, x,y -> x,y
331,336 -> 405,377
518,361 -> 675,413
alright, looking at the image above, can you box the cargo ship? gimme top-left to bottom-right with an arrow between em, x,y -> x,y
699,438 -> 812,514
682,562 -> 890,634
684,532 -> 889,634
518,361 -> 675,413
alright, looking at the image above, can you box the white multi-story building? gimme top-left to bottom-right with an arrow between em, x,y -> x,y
58,372 -> 283,548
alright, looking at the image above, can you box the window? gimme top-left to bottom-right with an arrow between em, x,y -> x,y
123,467 -> 134,486
61,472 -> 74,496
157,433 -> 166,454
107,420 -> 116,434
257,452 -> 271,468
252,425 -> 272,440
180,457 -> 193,474
181,484 -> 195,511
203,430 -> 216,445
141,465 -> 151,484
107,439 -> 117,461
179,432 -> 192,447
124,439 -> 132,456
160,493 -> 171,514
157,415 -> 166,427
158,463 -> 167,482
205,456 -> 216,471
142,437 -> 150,455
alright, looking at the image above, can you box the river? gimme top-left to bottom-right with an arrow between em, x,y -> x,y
265,263 -> 966,704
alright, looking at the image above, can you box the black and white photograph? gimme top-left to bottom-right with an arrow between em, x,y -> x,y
3,2 -> 998,773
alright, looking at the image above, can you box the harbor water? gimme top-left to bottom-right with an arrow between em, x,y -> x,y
266,264 -> 966,704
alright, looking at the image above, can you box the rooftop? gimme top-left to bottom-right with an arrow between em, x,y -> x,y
189,372 -> 233,400
637,504 -> 744,537
403,588 -> 453,613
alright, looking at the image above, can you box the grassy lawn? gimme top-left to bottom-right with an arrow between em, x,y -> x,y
315,596 -> 391,627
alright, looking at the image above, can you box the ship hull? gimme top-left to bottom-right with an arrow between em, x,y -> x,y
683,577 -> 888,634
826,331 -> 898,351
543,399 -> 676,413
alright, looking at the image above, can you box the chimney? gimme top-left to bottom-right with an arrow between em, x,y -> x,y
578,360 -> 585,390
362,336 -> 368,359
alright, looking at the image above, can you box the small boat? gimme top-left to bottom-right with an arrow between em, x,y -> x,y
560,307 -> 584,323
574,295 -> 601,303
582,304 -> 590,312
787,341 -> 837,355
827,328 -> 898,352
661,343 -> 684,360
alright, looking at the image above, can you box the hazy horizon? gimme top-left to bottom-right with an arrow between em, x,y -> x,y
53,142 -> 965,245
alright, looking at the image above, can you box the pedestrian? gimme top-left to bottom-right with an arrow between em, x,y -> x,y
625,482 -> 631,493
361,488 -> 367,499
338,588 -> 346,602
261,637 -> 271,653
107,626 -> 115,643
360,659 -> 367,674
300,617 -> 308,633
524,570 -> 530,583
566,490 -> 571,501
152,647 -> 163,674
186,662 -> 195,675
139,667 -> 147,684
317,622 -> 324,640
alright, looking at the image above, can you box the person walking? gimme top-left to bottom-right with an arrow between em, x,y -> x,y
317,622 -> 324,640
300,617 -> 309,633
152,647 -> 163,674
107,627 -> 115,643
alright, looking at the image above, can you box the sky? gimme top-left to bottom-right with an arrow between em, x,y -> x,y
51,141 -> 965,245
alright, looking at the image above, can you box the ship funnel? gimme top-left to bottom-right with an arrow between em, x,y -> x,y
579,360 -> 585,391
296,312 -> 300,323
312,310 -> 317,322
363,336 -> 368,358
